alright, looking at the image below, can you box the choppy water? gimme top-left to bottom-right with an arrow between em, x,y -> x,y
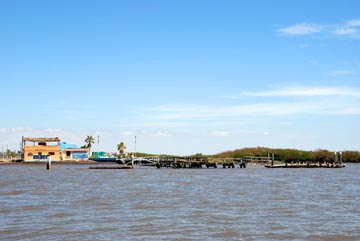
0,163 -> 359,240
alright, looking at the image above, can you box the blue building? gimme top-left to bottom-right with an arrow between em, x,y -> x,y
60,142 -> 88,161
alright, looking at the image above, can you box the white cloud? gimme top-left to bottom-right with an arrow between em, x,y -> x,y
11,127 -> 33,133
237,87 -> 360,97
278,18 -> 360,38
147,100 -> 360,120
333,28 -> 357,35
209,131 -> 231,137
120,131 -> 135,137
347,19 -> 360,27
278,23 -> 323,35
148,131 -> 169,137
148,86 -> 360,121
329,70 -> 353,76
45,128 -> 62,133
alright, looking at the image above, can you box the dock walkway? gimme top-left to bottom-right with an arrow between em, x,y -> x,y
265,163 -> 345,168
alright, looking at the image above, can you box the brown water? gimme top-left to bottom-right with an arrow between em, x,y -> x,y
0,163 -> 359,240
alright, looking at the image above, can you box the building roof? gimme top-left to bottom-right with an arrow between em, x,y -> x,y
62,148 -> 88,152
60,142 -> 78,150
22,137 -> 60,142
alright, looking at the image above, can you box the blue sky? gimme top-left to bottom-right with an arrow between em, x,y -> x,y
1,0 -> 359,155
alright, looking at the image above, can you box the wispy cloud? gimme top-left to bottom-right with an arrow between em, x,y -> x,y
147,86 -> 360,121
227,86 -> 360,98
209,131 -> 231,137
120,131 -> 135,137
45,128 -> 62,133
148,131 -> 170,137
278,23 -> 323,35
147,101 -> 360,120
40,107 -> 96,122
278,18 -> 360,38
10,127 -> 33,133
347,18 -> 360,27
328,70 -> 353,76
333,28 -> 357,36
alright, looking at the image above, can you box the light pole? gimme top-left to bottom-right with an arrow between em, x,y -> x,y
97,135 -> 100,152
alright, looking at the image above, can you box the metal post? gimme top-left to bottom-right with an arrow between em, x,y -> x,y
134,136 -> 137,157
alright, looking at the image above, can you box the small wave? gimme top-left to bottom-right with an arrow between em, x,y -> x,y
1,190 -> 25,196
21,205 -> 43,211
47,212 -> 73,218
306,234 -> 360,241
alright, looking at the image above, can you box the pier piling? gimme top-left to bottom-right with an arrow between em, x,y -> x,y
46,156 -> 51,171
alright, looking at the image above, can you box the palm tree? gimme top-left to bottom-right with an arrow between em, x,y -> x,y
117,142 -> 126,157
85,136 -> 95,154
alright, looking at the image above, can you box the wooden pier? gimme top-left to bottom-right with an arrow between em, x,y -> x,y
265,163 -> 345,168
265,152 -> 345,168
155,157 -> 247,169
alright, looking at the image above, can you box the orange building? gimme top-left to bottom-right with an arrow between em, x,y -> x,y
22,137 -> 61,162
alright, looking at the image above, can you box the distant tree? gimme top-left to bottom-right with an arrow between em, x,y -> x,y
342,151 -> 360,163
211,147 -> 360,163
192,153 -> 204,158
279,149 -> 303,163
117,142 -> 126,156
232,153 -> 242,159
300,151 -> 313,163
85,136 -> 95,153
190,153 -> 207,161
313,149 -> 332,163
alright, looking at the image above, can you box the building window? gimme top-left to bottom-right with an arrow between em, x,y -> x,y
28,152 -> 33,156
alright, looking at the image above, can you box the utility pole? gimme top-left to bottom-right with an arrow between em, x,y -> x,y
97,135 -> 100,151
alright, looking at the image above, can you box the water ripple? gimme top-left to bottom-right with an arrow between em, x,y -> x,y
0,164 -> 359,240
